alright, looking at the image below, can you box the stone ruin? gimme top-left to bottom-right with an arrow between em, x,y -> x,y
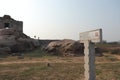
0,15 -> 23,32
0,15 -> 39,55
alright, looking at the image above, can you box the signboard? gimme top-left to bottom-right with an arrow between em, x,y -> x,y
80,29 -> 102,43
79,29 -> 103,80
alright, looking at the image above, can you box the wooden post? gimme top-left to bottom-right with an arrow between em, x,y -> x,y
84,40 -> 95,80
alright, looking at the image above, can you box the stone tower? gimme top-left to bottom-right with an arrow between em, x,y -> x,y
0,15 -> 23,32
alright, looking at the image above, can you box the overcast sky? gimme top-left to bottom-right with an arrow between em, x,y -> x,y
0,0 -> 120,42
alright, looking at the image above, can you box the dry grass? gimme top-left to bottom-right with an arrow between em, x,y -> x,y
0,61 -> 120,80
0,63 -> 84,80
0,48 -> 120,80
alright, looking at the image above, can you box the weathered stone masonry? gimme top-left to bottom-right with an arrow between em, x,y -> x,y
0,15 -> 23,32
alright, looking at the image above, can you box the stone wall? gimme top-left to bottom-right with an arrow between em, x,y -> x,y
0,15 -> 23,32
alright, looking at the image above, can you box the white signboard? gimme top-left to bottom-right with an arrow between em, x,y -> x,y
80,29 -> 102,43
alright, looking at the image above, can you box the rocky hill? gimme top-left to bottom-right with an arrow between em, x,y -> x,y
0,28 -> 39,54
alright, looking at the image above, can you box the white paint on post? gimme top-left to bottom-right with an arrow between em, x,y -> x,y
84,41 -> 95,80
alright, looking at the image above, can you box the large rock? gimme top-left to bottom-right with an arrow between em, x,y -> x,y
0,28 -> 40,54
44,39 -> 84,56
44,39 -> 103,56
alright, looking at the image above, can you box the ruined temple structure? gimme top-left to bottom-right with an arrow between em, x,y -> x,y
0,15 -> 23,32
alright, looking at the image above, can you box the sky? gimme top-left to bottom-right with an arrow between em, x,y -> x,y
0,0 -> 120,42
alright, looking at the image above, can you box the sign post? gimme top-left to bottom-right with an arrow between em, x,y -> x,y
80,29 -> 102,80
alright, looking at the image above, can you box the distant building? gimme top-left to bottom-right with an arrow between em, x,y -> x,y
0,15 -> 23,32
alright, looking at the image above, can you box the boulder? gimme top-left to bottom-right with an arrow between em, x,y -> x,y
44,39 -> 84,56
44,39 -> 103,56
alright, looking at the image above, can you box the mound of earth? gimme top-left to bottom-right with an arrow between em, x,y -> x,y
0,28 -> 40,54
44,39 -> 84,56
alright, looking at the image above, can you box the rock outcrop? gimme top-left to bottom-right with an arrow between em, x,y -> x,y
44,39 -> 84,56
0,28 -> 40,54
44,39 -> 103,56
